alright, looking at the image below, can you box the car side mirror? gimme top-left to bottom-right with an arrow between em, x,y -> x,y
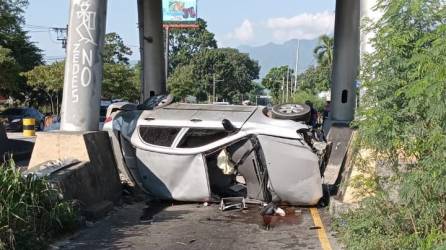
222,119 -> 237,132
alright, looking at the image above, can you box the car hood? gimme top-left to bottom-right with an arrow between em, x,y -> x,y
0,115 -> 23,121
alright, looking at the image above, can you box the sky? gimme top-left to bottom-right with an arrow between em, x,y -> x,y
24,0 -> 336,63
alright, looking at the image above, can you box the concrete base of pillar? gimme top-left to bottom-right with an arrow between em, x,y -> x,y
328,133 -> 376,217
28,131 -> 122,219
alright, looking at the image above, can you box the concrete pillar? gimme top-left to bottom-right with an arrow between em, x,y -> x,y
330,0 -> 360,123
138,0 -> 166,102
359,0 -> 383,99
61,0 -> 107,131
360,0 -> 382,57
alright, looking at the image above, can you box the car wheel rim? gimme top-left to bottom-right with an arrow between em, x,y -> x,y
278,104 -> 305,114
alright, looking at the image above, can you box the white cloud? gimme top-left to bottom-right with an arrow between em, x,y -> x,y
266,11 -> 335,41
230,19 -> 255,42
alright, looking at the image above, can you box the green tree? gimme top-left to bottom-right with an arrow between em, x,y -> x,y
261,66 -> 293,102
313,35 -> 334,67
168,18 -> 217,73
22,61 -> 64,114
101,32 -> 139,101
0,46 -> 20,94
191,48 -> 260,103
337,0 -> 446,248
103,63 -> 139,102
167,64 -> 197,101
103,32 -> 133,65
291,90 -> 324,111
0,0 -> 43,98
168,48 -> 260,103
297,65 -> 331,94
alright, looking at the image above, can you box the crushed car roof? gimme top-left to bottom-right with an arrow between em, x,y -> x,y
141,103 -> 258,127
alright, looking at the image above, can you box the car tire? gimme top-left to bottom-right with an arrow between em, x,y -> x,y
271,103 -> 311,121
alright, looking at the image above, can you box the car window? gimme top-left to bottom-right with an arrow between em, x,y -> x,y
177,129 -> 231,148
139,126 -> 181,147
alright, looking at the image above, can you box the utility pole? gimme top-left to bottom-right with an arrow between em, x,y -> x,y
164,25 -> 170,82
281,77 -> 285,104
294,40 -> 300,92
52,26 -> 68,50
212,74 -> 224,103
286,68 -> 290,103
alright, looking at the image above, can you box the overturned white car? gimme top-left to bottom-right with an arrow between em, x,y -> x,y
110,96 -> 331,206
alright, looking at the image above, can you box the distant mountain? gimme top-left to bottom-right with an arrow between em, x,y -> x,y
238,39 -> 319,79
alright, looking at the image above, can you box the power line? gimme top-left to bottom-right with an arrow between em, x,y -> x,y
23,24 -> 68,50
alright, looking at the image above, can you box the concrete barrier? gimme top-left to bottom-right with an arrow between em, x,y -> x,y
29,131 -> 122,219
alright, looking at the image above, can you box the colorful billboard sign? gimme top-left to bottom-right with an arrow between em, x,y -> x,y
162,0 -> 197,23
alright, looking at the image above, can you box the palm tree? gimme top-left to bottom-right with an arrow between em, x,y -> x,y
313,35 -> 334,67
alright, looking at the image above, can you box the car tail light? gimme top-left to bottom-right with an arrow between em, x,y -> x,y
104,116 -> 112,123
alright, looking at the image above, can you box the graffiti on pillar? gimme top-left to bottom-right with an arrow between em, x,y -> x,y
76,1 -> 97,46
70,0 -> 97,103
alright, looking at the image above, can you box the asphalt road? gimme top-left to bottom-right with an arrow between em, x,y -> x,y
4,132 -> 35,167
5,132 -> 342,249
53,202 -> 341,250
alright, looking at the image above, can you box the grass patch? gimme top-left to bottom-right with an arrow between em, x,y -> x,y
0,159 -> 79,250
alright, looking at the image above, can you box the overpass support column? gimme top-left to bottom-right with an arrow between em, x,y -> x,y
330,0 -> 360,123
61,0 -> 108,131
138,0 -> 166,101
359,0 -> 382,99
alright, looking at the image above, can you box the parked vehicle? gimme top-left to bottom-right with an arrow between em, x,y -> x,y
0,107 -> 45,131
109,95 -> 331,205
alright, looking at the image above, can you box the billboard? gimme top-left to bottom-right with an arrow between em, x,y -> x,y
163,0 -> 197,23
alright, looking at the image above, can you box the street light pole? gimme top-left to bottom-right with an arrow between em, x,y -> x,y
281,77 -> 285,104
213,74 -> 224,103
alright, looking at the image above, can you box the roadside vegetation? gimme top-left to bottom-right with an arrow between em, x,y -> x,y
0,159 -> 78,250
335,0 -> 446,248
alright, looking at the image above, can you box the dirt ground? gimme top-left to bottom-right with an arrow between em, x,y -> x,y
52,202 -> 342,250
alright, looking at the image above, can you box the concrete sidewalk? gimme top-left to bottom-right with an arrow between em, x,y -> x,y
53,202 -> 341,250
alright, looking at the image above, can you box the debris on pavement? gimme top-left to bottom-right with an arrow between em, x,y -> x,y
219,197 -> 247,211
24,158 -> 81,178
274,207 -> 286,217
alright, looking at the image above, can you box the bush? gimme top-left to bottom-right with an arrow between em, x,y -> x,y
0,159 -> 78,250
335,0 -> 446,249
291,90 -> 325,111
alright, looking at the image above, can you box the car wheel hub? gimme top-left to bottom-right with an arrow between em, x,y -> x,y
278,104 -> 305,114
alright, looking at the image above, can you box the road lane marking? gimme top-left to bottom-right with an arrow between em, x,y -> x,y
310,207 -> 333,250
